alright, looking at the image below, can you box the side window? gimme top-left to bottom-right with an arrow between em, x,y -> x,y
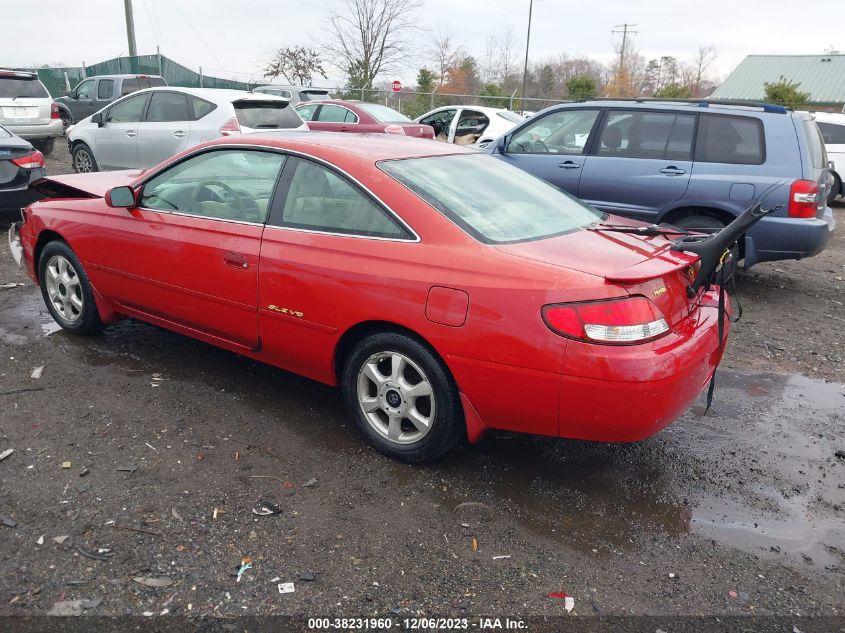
97,79 -> 114,100
278,158 -> 411,239
121,78 -> 140,96
106,93 -> 148,123
818,122 -> 845,145
316,104 -> 353,123
694,114 -> 765,165
139,150 -> 286,223
596,110 -> 695,160
420,109 -> 456,139
295,104 -> 319,121
146,92 -> 189,122
188,95 -> 217,120
508,109 -> 600,155
75,79 -> 95,100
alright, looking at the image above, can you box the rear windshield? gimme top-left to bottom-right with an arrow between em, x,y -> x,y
0,77 -> 49,98
802,120 -> 828,169
234,101 -> 303,129
358,103 -> 411,123
299,90 -> 331,102
381,154 -> 605,244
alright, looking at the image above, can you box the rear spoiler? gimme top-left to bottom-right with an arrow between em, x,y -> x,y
605,254 -> 694,283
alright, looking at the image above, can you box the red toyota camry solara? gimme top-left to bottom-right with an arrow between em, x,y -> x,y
11,134 -> 728,462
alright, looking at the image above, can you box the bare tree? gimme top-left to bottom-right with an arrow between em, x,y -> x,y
692,46 -> 716,96
264,46 -> 328,85
496,27 -> 519,90
324,0 -> 421,89
479,34 -> 498,84
429,28 -> 462,87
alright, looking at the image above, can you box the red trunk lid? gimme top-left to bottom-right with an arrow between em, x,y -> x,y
496,228 -> 700,326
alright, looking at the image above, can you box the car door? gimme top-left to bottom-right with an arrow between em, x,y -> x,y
257,156 -> 416,382
94,148 -> 287,349
294,103 -> 319,123
454,109 -> 489,145
578,109 -> 695,220
418,108 -> 457,142
496,107 -> 601,196
306,104 -> 358,132
95,92 -> 148,169
69,78 -> 97,120
135,91 -> 192,167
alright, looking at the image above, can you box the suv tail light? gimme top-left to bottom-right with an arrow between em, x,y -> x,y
542,296 -> 669,344
11,150 -> 45,170
384,125 -> 406,135
219,117 -> 241,136
50,103 -> 60,119
788,179 -> 819,218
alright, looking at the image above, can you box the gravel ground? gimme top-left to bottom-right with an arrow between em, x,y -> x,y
0,150 -> 842,628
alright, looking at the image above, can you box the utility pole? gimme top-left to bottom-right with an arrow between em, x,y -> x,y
124,0 -> 137,57
612,23 -> 637,72
520,0 -> 534,114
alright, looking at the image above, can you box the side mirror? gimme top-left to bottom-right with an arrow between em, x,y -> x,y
105,186 -> 135,208
496,135 -> 508,154
92,112 -> 104,127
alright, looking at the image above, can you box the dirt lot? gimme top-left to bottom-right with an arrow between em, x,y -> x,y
0,150 -> 842,630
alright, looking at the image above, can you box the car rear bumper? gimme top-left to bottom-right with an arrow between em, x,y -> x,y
556,290 -> 727,442
4,119 -> 63,140
745,207 -> 835,267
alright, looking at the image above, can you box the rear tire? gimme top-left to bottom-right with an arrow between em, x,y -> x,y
35,138 -> 55,156
341,332 -> 464,463
672,213 -> 741,264
72,143 -> 98,173
828,172 -> 842,205
38,241 -> 104,335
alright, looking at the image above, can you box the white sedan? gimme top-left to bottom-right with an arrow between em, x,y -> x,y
415,105 -> 524,148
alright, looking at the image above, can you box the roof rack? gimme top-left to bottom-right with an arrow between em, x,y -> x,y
573,97 -> 789,114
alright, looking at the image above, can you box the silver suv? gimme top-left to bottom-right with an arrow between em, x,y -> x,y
252,84 -> 333,106
0,70 -> 63,155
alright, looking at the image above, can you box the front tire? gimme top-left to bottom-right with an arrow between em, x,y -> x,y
72,143 -> 98,173
38,241 -> 104,335
341,332 -> 464,462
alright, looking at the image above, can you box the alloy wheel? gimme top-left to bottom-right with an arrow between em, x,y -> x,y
356,351 -> 435,445
74,149 -> 93,173
44,255 -> 84,323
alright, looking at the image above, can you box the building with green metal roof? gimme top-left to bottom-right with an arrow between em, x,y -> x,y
712,54 -> 845,110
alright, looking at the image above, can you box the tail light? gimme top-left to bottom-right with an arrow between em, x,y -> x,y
50,103 -> 60,119
542,296 -> 669,344
11,150 -> 45,170
788,179 -> 819,218
384,125 -> 406,135
219,117 -> 241,136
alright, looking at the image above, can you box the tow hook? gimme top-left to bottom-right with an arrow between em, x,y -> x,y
8,223 -> 23,267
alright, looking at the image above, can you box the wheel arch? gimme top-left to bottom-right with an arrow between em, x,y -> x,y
33,230 -> 69,284
659,205 -> 738,227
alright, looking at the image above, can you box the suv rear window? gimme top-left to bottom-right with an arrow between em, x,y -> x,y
694,114 -> 765,165
0,76 -> 49,98
233,101 -> 302,129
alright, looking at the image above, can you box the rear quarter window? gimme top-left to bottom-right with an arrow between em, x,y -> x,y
189,95 -> 217,120
233,101 -> 302,129
694,114 -> 765,165
818,121 -> 845,144
802,120 -> 827,169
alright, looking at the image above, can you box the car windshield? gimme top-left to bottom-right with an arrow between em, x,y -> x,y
0,77 -> 49,98
380,154 -> 605,244
358,103 -> 411,123
497,111 -> 524,123
233,101 -> 303,129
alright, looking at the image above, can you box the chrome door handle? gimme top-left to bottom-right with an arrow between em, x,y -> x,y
559,161 -> 581,169
659,166 -> 686,175
173,131 -> 187,138
124,130 -> 137,138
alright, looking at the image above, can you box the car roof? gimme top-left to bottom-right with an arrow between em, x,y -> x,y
256,84 -> 331,91
82,74 -> 164,80
203,131 -> 476,162
125,86 -> 290,103
555,99 -> 790,116
809,111 -> 845,124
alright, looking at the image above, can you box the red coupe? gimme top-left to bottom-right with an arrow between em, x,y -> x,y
11,134 -> 727,462
294,100 -> 434,139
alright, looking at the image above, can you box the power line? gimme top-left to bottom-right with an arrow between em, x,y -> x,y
612,23 -> 638,70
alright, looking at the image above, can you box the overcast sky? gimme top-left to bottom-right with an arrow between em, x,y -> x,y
4,0 -> 842,86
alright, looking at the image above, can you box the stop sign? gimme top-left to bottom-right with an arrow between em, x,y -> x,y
392,80 -> 402,92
